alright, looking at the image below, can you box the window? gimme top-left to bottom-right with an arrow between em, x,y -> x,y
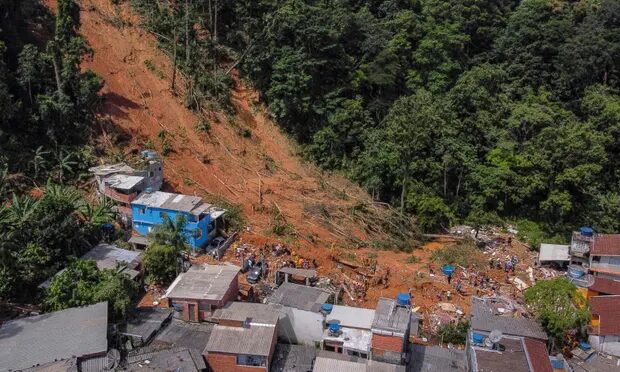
139,207 -> 146,214
148,171 -> 153,177
236,355 -> 266,367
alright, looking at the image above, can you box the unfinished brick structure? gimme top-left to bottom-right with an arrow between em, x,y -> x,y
370,297 -> 412,364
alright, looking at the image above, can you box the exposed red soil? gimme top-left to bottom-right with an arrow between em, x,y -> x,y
42,0 -> 539,329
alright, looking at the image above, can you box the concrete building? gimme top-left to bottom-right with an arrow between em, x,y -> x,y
322,305 -> 376,359
0,302 -> 109,372
90,150 -> 163,217
40,243 -> 143,289
204,302 -> 279,372
588,295 -> 620,357
312,353 -> 406,372
408,345 -> 467,372
267,282 -> 333,345
131,191 -> 226,250
467,297 -> 553,372
589,234 -> 620,279
370,297 -> 413,364
165,264 -> 240,322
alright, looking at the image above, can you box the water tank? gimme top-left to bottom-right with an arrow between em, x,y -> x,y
568,264 -> 585,279
472,333 -> 485,344
397,293 -> 411,306
321,303 -> 333,314
580,227 -> 594,237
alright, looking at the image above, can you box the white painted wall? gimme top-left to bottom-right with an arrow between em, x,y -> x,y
277,307 -> 324,346
589,335 -> 620,357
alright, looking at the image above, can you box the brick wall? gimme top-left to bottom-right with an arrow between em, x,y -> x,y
206,353 -> 267,372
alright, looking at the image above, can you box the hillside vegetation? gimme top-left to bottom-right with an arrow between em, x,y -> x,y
133,0 -> 620,239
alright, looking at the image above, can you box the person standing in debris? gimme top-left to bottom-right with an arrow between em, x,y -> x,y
447,273 -> 452,284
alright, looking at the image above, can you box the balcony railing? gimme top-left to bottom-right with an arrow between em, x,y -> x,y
103,187 -> 137,204
589,262 -> 620,275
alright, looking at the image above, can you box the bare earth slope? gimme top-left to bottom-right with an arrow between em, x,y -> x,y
43,0 -> 392,254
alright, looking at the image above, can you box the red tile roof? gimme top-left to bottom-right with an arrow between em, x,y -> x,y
592,234 -> 620,256
590,277 -> 620,295
523,338 -> 553,372
590,295 -> 620,336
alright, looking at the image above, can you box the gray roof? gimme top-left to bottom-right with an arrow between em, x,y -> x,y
271,344 -> 316,372
120,308 -> 173,342
128,235 -> 149,246
205,324 -> 276,356
81,243 -> 142,270
408,345 -> 467,372
21,358 -> 79,372
125,347 -> 206,371
0,302 -> 108,372
165,264 -> 239,301
268,282 -> 331,312
276,267 -> 317,278
89,163 -> 135,176
470,297 -> 548,340
212,302 -> 280,325
152,319 -> 214,352
372,298 -> 411,335
131,191 -> 225,217
326,305 -> 375,330
312,356 -> 405,372
471,337 -> 531,372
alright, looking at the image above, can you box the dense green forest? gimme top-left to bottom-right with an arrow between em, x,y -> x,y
134,0 -> 620,239
0,0 -> 129,309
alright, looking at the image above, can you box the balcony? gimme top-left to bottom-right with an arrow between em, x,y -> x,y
103,187 -> 137,204
589,262 -> 620,275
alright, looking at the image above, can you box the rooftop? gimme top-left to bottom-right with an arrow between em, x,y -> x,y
211,302 -> 281,326
125,346 -> 206,371
270,343 -> 316,372
165,264 -> 239,301
120,308 -> 173,343
312,355 -> 405,372
268,282 -> 332,312
326,305 -> 375,330
152,318 -> 214,352
89,163 -> 135,176
322,327 -> 372,353
81,243 -> 142,271
569,349 -> 620,372
523,338 -> 554,372
590,277 -> 620,295
204,324 -> 277,357
0,302 -> 108,371
103,174 -> 144,191
132,191 -> 224,217
470,297 -> 548,340
592,234 -> 620,256
589,295 -> 620,336
372,298 -> 411,336
538,243 -> 570,262
276,267 -> 318,278
408,345 -> 467,372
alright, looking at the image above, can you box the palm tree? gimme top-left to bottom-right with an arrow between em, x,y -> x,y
148,214 -> 188,252
79,198 -> 116,226
31,146 -> 51,180
53,149 -> 77,184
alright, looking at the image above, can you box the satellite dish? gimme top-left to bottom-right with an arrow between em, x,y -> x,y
489,330 -> 503,344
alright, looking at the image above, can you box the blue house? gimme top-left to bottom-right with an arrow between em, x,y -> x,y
131,191 -> 226,250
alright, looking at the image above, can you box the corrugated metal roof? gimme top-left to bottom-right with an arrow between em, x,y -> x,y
89,163 -> 135,176
470,297 -> 548,340
212,302 -> 281,325
592,234 -> 620,256
590,277 -> 620,295
132,191 -> 201,212
312,356 -> 405,372
326,305 -> 375,330
590,295 -> 620,336
276,267 -> 317,278
523,338 -> 553,372
104,174 -> 144,191
268,282 -> 332,312
372,298 -> 411,334
165,264 -> 239,300
153,319 -> 214,352
205,324 -> 276,356
271,344 -> 316,372
0,302 -> 108,372
81,243 -> 142,270
126,347 -> 206,371
121,308 -> 173,342
408,345 -> 467,372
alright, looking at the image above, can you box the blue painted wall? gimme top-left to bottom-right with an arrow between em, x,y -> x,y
131,203 -> 213,249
